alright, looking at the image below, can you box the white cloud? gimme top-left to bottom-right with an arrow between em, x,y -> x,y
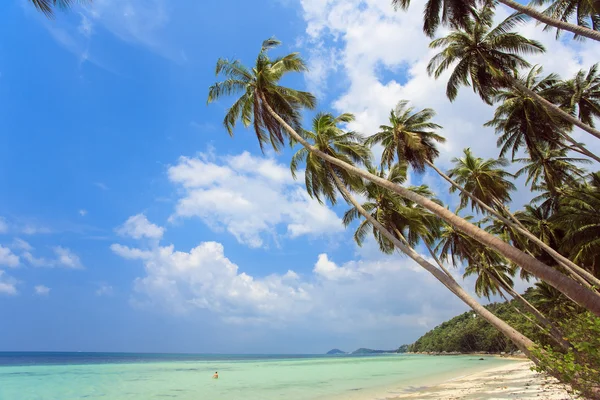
53,247 -> 84,269
22,252 -> 51,267
34,285 -> 50,296
0,217 -> 7,234
96,283 -> 114,296
12,238 -> 33,252
79,209 -> 88,217
110,244 -> 153,260
113,237 -> 469,333
298,0 -> 600,170
0,246 -> 19,268
116,214 -> 164,240
0,271 -> 17,296
22,246 -> 84,269
313,253 -> 357,280
168,151 -> 343,248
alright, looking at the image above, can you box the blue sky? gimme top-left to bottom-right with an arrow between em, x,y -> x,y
0,0 -> 597,354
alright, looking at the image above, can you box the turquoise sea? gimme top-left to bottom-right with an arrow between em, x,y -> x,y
0,352 -> 518,400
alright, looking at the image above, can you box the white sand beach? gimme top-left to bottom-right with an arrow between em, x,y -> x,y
390,361 -> 573,400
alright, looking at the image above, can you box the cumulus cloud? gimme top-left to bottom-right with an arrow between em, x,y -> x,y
34,285 -> 51,296
313,253 -> 357,280
298,0 -> 599,170
112,236 -> 469,333
53,247 -> 84,269
116,214 -> 164,240
168,151 -> 344,248
0,246 -> 19,268
0,271 -> 17,296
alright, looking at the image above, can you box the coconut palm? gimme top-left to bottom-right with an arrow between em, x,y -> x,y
555,173 -> 600,276
365,100 -> 445,172
209,38 -> 600,316
530,0 -> 600,38
437,219 -> 571,349
29,0 -> 88,17
428,7 -> 600,144
562,63 -> 600,128
337,165 -> 539,357
290,113 -> 539,356
515,146 -> 591,195
531,282 -> 582,320
463,252 -> 515,300
208,38 -> 316,153
485,67 -> 577,159
447,148 -> 516,213
486,67 -> 600,163
391,0 -> 600,41
290,112 -> 370,205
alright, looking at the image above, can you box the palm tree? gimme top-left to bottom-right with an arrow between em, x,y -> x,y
365,101 -> 445,172
530,0 -> 600,39
446,146 -> 600,289
208,38 -> 600,316
337,166 -> 539,358
290,112 -> 369,205
428,8 -> 600,145
447,148 -> 516,213
562,64 -> 600,128
531,282 -> 582,320
555,173 -> 600,277
515,146 -> 591,195
391,0 -> 600,41
362,100 -> 595,291
485,66 -> 600,163
437,220 -> 571,349
29,0 -> 87,17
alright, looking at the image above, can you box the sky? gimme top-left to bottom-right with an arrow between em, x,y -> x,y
0,0 -> 598,354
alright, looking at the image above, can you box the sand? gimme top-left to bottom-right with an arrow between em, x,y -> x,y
390,361 -> 574,400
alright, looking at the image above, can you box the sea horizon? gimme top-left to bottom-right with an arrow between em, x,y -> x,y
0,352 -> 519,399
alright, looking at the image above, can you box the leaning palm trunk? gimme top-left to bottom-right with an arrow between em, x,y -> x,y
507,77 -> 600,155
489,274 -> 571,351
497,0 -> 600,42
260,97 -> 600,316
328,169 -> 539,360
425,160 -> 600,292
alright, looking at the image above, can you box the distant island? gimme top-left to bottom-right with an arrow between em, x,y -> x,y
326,346 -> 411,355
351,348 -> 395,355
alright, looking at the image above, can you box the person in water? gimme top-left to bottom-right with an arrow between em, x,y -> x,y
213,371 -> 218,379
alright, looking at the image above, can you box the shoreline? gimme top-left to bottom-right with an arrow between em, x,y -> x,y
386,361 -> 572,399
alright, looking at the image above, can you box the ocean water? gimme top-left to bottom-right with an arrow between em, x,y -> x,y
0,352 -> 518,400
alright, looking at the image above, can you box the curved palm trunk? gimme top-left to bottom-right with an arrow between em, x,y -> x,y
262,98 -> 600,317
489,274 -> 571,351
425,160 -> 600,291
423,240 -> 455,279
328,170 -> 539,360
507,77 -> 600,149
497,0 -> 600,42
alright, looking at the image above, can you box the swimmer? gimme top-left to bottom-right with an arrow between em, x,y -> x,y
212,371 -> 219,379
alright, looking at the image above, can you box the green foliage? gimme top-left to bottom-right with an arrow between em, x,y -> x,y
410,295 -> 543,353
531,312 -> 600,398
